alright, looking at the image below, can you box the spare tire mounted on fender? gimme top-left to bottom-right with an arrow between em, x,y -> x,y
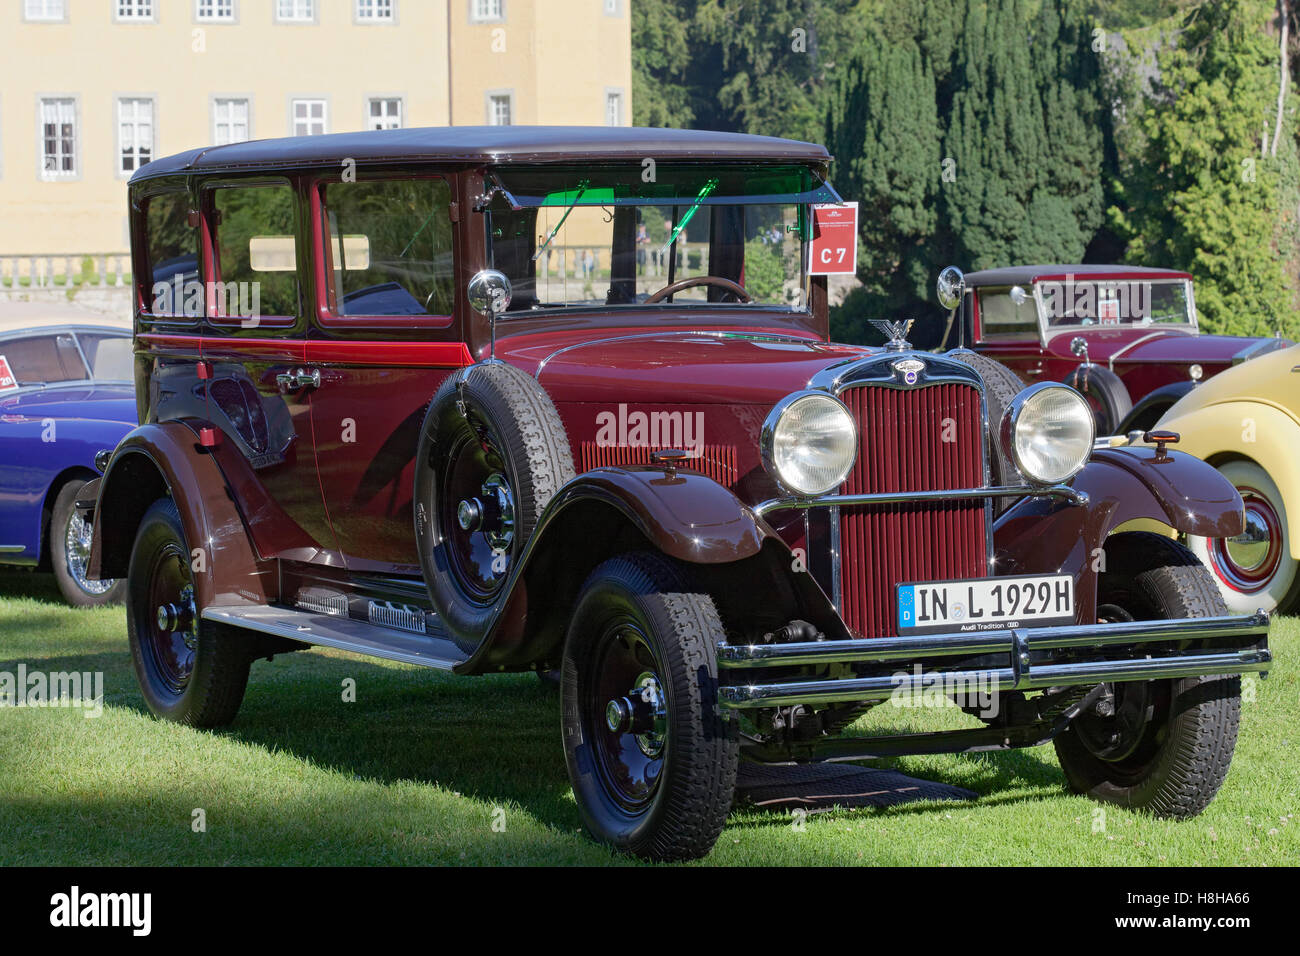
414,362 -> 575,652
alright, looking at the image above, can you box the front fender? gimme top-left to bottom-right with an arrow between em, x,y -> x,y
995,447 -> 1243,620
89,421 -> 275,609
1116,380 -> 1195,434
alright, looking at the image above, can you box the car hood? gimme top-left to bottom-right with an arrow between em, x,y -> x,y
1163,343 -> 1300,419
0,382 -> 138,424
501,330 -> 871,405
1046,328 -> 1285,366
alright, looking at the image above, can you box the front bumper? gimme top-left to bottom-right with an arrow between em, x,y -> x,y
717,611 -> 1271,708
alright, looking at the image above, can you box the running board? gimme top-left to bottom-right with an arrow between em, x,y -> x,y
202,605 -> 467,671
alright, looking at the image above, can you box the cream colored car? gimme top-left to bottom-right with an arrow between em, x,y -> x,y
1153,344 -> 1300,613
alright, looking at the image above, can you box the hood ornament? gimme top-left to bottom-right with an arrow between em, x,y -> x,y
870,319 -> 913,352
891,358 -> 925,386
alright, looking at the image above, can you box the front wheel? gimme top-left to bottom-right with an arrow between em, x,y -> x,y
1187,460 -> 1298,614
50,479 -> 125,607
561,552 -> 738,861
1054,532 -> 1241,818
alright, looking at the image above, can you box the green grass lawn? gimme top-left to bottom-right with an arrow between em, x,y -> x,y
1,568 -> 1296,866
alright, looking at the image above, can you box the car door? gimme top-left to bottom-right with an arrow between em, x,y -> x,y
304,171 -> 470,575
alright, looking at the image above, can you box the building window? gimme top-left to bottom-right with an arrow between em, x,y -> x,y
39,98 -> 77,180
116,0 -> 154,20
24,0 -> 66,21
605,91 -> 623,127
293,99 -> 327,136
487,93 -> 512,126
276,0 -> 313,21
118,97 -> 154,175
213,97 -> 250,145
356,0 -> 393,22
470,0 -> 503,22
367,98 -> 403,130
196,0 -> 235,21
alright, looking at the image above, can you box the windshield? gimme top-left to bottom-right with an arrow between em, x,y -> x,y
1037,277 -> 1196,330
483,164 -> 838,313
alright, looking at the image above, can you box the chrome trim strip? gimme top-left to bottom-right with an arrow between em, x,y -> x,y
0,545 -> 25,553
754,484 -> 1087,517
718,610 -> 1270,667
828,504 -> 841,612
1107,330 -> 1169,371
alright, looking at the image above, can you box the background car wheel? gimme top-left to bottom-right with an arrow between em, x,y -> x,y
1054,531 -> 1241,818
49,479 -> 125,607
1187,460 -> 1299,615
414,362 -> 575,652
561,552 -> 738,861
1063,363 -> 1132,436
947,349 -> 1024,512
126,497 -> 251,727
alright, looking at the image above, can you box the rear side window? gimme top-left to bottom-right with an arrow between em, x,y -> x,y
141,191 -> 201,319
977,288 -> 1038,340
210,182 -> 301,322
0,333 -> 88,386
77,333 -> 133,380
319,178 -> 454,317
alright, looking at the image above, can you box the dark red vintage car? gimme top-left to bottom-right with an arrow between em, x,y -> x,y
84,128 -> 1269,860
942,264 -> 1290,433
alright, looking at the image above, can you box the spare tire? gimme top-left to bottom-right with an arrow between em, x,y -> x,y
1064,363 -> 1132,437
946,349 -> 1024,512
413,362 -> 575,652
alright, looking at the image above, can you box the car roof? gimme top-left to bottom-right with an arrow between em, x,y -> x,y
0,316 -> 132,336
130,126 -> 833,183
965,264 -> 1193,286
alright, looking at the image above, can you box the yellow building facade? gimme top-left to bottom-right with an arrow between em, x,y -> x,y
0,0 -> 632,261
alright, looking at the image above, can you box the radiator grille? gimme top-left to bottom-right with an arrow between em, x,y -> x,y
837,383 -> 988,639
580,442 -> 739,488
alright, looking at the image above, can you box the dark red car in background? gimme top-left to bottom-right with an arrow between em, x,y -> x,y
942,264 -> 1291,433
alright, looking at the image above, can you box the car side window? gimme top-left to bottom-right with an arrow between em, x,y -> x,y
76,333 -> 133,381
977,288 -> 1038,340
318,177 -> 454,318
0,333 -> 88,386
141,191 -> 202,320
209,181 -> 301,323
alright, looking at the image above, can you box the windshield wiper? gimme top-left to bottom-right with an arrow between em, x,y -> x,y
657,178 -> 719,256
532,179 -> 590,261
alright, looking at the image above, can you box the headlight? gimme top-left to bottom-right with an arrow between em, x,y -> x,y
1001,383 -> 1094,485
762,391 -> 857,496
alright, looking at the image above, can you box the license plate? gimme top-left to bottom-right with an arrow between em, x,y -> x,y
897,574 -> 1074,636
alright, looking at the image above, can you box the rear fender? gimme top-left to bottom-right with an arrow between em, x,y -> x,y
89,421 -> 276,609
995,447 -> 1243,618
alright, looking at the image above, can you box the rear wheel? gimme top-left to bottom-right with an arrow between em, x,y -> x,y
1187,460 -> 1299,614
1054,532 -> 1241,818
561,552 -> 738,861
126,498 -> 251,726
50,479 -> 124,607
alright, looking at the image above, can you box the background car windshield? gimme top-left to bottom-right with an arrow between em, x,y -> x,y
1041,279 -> 1195,329
484,164 -> 837,312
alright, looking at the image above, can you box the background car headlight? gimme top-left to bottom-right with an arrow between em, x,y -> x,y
762,391 -> 857,496
1001,383 -> 1094,484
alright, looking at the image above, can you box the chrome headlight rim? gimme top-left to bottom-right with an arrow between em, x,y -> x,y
761,389 -> 858,498
999,382 -> 1095,486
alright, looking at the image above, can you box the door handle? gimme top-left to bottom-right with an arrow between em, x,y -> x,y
276,367 -> 320,393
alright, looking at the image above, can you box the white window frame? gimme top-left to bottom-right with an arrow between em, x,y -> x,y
117,96 -> 156,178
366,97 -> 403,130
605,89 -> 624,127
275,0 -> 315,22
115,0 -> 155,22
355,0 -> 395,23
37,96 -> 79,181
486,91 -> 513,126
469,0 -> 503,23
24,0 -> 67,22
212,96 -> 251,146
195,0 -> 236,23
291,98 -> 328,136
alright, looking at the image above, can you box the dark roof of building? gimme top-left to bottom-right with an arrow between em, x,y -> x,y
130,126 -> 832,183
964,264 -> 1192,286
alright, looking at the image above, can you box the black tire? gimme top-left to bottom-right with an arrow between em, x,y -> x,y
1064,363 -> 1132,436
1054,531 -> 1241,818
50,479 -> 125,607
126,497 -> 251,727
561,552 -> 738,861
947,349 -> 1024,510
414,363 -> 574,652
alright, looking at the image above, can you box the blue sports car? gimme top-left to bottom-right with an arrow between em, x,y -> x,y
0,322 -> 136,605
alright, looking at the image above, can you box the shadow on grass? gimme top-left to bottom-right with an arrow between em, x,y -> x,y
0,569 -> 66,605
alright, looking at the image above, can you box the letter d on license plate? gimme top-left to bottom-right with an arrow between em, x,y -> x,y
897,573 -> 1074,636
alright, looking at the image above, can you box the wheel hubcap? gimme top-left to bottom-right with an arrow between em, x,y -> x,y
440,419 -> 519,602
145,547 -> 198,694
589,625 -> 667,812
64,511 -> 113,595
1211,487 -> 1283,593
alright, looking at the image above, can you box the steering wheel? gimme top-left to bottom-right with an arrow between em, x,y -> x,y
645,276 -> 753,304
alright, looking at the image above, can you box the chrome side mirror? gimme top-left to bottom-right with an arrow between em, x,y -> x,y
468,269 -> 512,360
936,266 -> 965,311
1070,336 -> 1089,360
1009,285 -> 1028,306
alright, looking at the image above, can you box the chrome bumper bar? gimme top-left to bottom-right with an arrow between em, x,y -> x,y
717,611 -> 1271,709
753,483 -> 1086,517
